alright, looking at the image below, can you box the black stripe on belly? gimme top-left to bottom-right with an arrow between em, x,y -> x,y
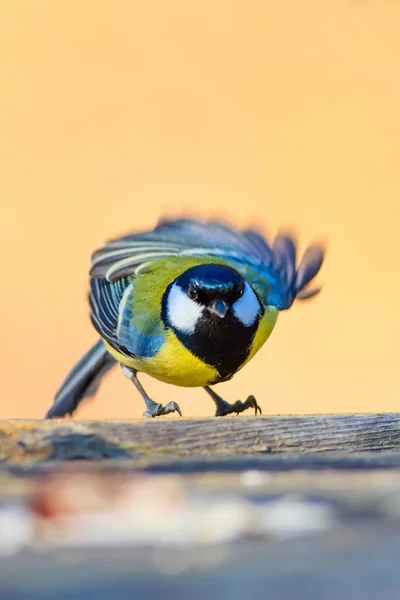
172,313 -> 260,382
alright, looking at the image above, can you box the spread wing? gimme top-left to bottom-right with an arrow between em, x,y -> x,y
90,218 -> 325,311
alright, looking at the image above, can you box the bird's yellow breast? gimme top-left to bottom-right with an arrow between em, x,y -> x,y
239,306 -> 279,368
104,331 -> 218,387
104,305 -> 278,387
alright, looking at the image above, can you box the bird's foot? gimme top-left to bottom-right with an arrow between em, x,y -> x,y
143,400 -> 182,418
214,395 -> 262,417
120,365 -> 182,418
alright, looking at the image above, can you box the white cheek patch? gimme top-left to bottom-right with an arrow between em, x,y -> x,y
233,282 -> 261,327
167,283 -> 204,334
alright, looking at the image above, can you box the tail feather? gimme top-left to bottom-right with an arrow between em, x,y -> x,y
45,339 -> 116,419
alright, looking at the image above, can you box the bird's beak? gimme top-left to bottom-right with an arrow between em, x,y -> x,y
208,299 -> 229,318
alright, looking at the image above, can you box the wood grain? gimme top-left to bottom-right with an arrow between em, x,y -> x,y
1,413 -> 399,464
2,415 -> 400,599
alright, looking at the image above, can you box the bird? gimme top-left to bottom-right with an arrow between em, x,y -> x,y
45,217 -> 325,419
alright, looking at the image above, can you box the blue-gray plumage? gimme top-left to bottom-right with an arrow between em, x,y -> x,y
46,217 -> 325,419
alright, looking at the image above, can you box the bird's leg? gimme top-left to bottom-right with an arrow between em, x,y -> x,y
203,386 -> 262,417
121,365 -> 182,418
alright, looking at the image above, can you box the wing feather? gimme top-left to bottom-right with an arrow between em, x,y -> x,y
89,277 -> 131,354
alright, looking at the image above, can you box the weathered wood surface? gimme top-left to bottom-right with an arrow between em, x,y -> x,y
1,414 -> 400,600
1,413 -> 399,465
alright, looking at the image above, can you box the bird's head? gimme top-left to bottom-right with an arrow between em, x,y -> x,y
161,263 -> 264,381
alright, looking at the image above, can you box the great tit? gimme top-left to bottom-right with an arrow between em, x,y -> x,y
45,217 -> 325,419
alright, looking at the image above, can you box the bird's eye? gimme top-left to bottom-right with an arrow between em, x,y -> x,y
237,284 -> 244,297
188,286 -> 198,300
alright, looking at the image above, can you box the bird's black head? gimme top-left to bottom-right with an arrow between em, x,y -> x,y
162,263 -> 264,382
178,263 -> 246,318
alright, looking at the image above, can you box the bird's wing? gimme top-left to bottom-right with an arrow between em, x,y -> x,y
89,276 -> 165,359
90,218 -> 325,310
89,276 -> 131,353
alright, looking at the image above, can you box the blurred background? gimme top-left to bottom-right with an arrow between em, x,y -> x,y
1,0 -> 399,419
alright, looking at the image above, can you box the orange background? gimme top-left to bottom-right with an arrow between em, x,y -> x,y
1,0 -> 399,419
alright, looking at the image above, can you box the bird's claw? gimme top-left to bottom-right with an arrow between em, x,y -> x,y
215,395 -> 262,417
143,401 -> 182,418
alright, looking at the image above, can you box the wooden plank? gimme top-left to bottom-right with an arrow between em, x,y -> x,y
6,451 -> 400,475
1,414 -> 400,464
1,415 -> 400,600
